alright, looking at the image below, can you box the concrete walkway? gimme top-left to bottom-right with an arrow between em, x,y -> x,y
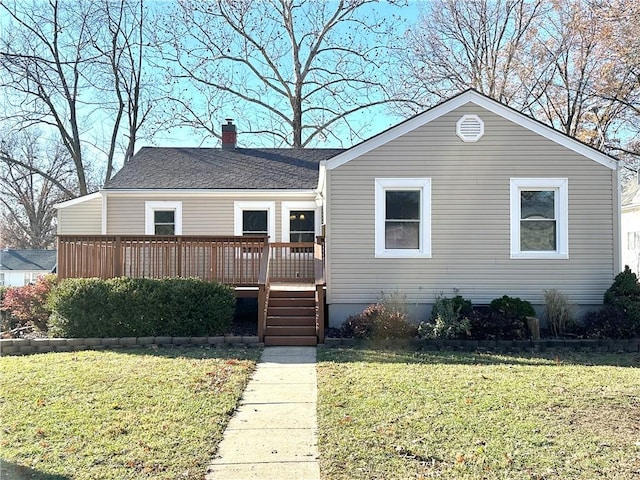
205,346 -> 320,480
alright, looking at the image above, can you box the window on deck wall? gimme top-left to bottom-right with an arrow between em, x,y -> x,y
153,210 -> 175,235
144,201 -> 182,235
374,178 -> 431,258
510,178 -> 568,259
234,202 -> 275,239
242,210 -> 268,236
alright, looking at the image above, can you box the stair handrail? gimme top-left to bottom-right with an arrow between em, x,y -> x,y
314,241 -> 325,344
257,242 -> 271,342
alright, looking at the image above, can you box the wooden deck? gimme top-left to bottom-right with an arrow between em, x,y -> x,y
57,235 -> 325,344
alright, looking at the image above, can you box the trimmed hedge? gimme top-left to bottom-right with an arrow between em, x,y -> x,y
47,277 -> 235,338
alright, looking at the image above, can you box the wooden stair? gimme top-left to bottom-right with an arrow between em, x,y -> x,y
264,289 -> 318,346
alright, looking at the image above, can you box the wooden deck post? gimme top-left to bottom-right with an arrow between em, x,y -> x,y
257,242 -> 271,343
114,236 -> 122,277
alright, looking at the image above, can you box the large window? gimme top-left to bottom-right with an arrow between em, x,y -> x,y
375,178 -> 431,258
510,178 -> 568,259
145,201 -> 182,235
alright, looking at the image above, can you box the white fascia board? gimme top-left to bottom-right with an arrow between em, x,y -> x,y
54,192 -> 102,209
326,90 -> 618,171
317,162 -> 327,193
326,94 -> 468,170
101,189 -> 317,198
468,94 -> 618,171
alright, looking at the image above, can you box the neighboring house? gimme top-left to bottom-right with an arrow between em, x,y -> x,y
0,249 -> 57,286
621,182 -> 640,274
56,90 -> 621,334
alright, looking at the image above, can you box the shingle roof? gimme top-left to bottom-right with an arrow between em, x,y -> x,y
104,147 -> 345,190
0,250 -> 57,271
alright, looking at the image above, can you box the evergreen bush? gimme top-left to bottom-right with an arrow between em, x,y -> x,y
470,295 -> 534,340
583,266 -> 640,338
48,277 -> 235,338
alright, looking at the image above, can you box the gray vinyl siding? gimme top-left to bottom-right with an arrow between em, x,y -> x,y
327,104 -> 616,311
57,197 -> 102,234
106,194 -> 314,241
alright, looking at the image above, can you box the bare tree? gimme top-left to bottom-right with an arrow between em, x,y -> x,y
155,0 -> 406,147
393,0 -> 637,160
393,0 -> 545,115
592,0 -> 640,162
526,0 -> 627,148
0,0 -> 153,194
0,131 -> 75,249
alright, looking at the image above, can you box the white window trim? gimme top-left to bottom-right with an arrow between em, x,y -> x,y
375,178 -> 431,258
281,201 -> 321,243
510,178 -> 568,259
234,201 -> 276,240
145,201 -> 182,235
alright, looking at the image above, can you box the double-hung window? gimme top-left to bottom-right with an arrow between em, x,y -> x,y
234,201 -> 275,255
242,210 -> 268,236
510,178 -> 568,259
375,178 -> 431,258
234,202 -> 275,239
145,201 -> 182,235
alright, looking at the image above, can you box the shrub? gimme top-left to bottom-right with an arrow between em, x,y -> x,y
48,277 -> 235,338
582,266 -> 640,339
0,285 -> 13,333
470,295 -> 534,340
544,289 -> 574,337
603,266 -> 640,304
418,295 -> 472,339
1,274 -> 56,335
340,292 -> 416,340
582,306 -> 635,339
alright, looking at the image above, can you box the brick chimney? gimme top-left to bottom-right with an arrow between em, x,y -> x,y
221,118 -> 237,150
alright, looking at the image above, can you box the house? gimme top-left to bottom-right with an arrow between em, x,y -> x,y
0,249 -> 57,286
621,182 -> 640,273
55,90 -> 621,342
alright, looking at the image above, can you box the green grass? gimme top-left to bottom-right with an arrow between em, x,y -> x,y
317,348 -> 640,480
0,347 -> 261,480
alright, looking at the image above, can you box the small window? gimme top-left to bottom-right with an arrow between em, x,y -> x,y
628,232 -> 640,250
24,272 -> 39,285
154,210 -> 175,235
145,201 -> 182,235
234,201 -> 275,239
242,210 -> 268,236
375,178 -> 431,258
510,178 -> 568,259
0,273 -> 4,286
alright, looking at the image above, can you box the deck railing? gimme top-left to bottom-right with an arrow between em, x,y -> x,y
57,235 -> 268,286
58,234 -> 326,343
268,242 -> 316,282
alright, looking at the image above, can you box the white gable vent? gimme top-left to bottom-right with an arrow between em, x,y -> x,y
456,114 -> 484,142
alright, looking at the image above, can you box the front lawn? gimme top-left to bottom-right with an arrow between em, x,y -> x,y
317,348 -> 640,480
0,347 -> 261,480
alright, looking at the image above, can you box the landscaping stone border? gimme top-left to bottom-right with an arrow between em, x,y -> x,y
0,336 -> 262,356
2,337 -> 639,356
319,337 -> 640,353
